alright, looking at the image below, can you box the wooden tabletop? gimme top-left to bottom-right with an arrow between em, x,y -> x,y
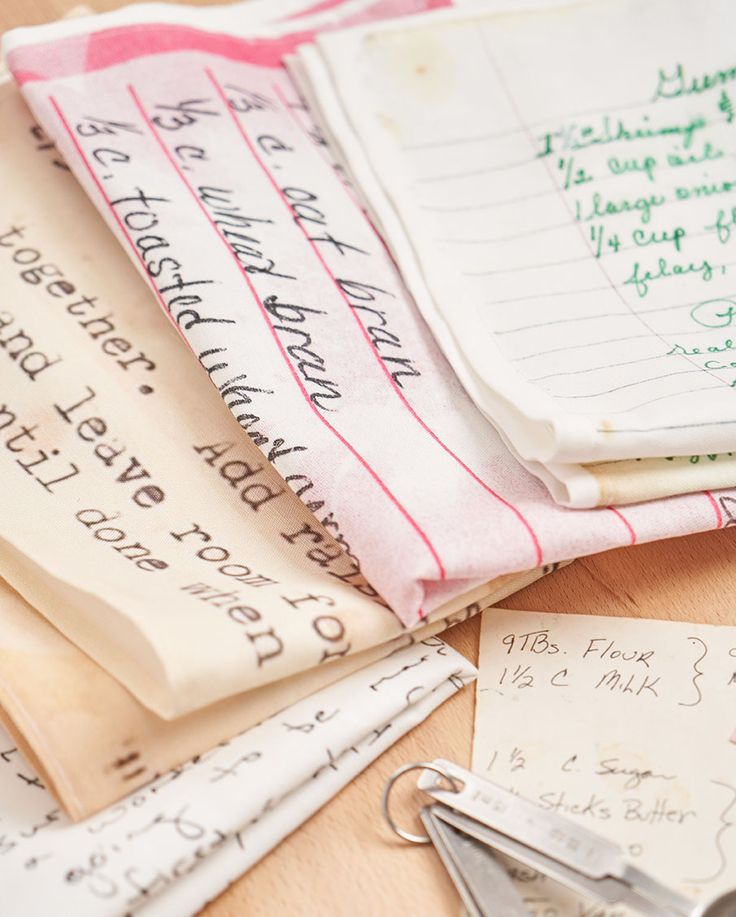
1,1 -> 734,914
225,529 -> 733,917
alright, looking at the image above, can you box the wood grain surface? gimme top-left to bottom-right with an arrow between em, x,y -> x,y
1,2 -> 734,914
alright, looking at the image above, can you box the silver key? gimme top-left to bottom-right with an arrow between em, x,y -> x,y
420,804 -> 528,917
383,759 -> 736,917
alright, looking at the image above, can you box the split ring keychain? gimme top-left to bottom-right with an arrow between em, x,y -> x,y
382,759 -> 736,917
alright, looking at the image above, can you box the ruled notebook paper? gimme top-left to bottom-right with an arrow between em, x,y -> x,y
311,0 -> 736,466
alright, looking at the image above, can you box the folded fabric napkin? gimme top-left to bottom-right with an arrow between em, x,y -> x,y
0,1 -> 728,912
0,70 -> 540,722
3,0 -> 731,635
0,635 -> 475,916
0,572 -> 498,819
292,0 -> 736,504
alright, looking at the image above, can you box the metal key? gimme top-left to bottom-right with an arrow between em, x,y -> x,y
384,759 -> 736,917
420,804 -> 528,917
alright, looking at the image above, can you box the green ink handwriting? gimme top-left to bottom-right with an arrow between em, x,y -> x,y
705,208 -> 736,244
538,114 -> 706,157
667,141 -> 724,167
577,191 -> 665,225
675,178 -> 736,202
632,225 -> 686,253
668,337 -> 736,356
624,257 -> 714,297
608,154 -> 657,183
653,62 -> 736,101
690,298 -> 736,328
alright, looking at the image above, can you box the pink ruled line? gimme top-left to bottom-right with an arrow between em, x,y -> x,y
127,81 -> 447,590
270,82 -> 545,567
275,89 -> 734,550
704,491 -> 724,528
606,506 -> 637,545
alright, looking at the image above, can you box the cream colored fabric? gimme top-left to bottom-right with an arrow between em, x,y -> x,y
522,451 -> 736,508
294,43 -> 736,509
572,453 -> 736,507
0,568 -> 543,820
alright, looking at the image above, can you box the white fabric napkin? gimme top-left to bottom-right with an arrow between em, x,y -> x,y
0,635 -> 474,916
295,0 -> 736,502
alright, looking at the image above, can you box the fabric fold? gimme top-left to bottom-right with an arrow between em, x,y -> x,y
295,0 -> 736,499
0,635 -> 475,917
4,0 -> 731,637
0,71 -> 527,720
0,565 -> 539,819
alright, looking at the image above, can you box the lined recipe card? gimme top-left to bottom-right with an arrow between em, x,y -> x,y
314,0 -> 736,462
473,609 -> 736,914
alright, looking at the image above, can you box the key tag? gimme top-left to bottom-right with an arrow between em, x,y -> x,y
381,761 -> 527,917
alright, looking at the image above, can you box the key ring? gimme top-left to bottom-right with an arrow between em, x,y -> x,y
382,761 -> 462,844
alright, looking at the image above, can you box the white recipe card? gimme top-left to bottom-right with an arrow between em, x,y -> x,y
473,608 -> 736,915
